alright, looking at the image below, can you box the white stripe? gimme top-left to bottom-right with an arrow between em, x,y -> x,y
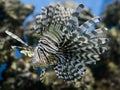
5,30 -> 28,46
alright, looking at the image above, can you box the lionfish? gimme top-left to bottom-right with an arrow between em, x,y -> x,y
5,4 -> 109,83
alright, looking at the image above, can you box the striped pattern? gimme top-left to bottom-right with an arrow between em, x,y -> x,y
31,4 -> 109,83
34,4 -> 73,34
5,4 -> 109,83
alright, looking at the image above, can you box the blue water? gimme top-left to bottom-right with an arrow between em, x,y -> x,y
20,0 -> 114,26
0,63 -> 7,80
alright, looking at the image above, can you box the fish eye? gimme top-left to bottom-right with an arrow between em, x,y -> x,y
39,39 -> 47,43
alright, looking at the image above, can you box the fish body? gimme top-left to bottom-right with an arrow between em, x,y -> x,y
5,4 -> 109,83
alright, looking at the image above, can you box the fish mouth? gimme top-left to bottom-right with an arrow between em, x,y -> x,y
31,46 -> 50,69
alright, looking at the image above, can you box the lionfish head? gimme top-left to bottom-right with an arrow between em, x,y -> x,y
31,39 -> 58,69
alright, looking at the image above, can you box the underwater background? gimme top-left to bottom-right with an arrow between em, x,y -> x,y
0,0 -> 120,90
